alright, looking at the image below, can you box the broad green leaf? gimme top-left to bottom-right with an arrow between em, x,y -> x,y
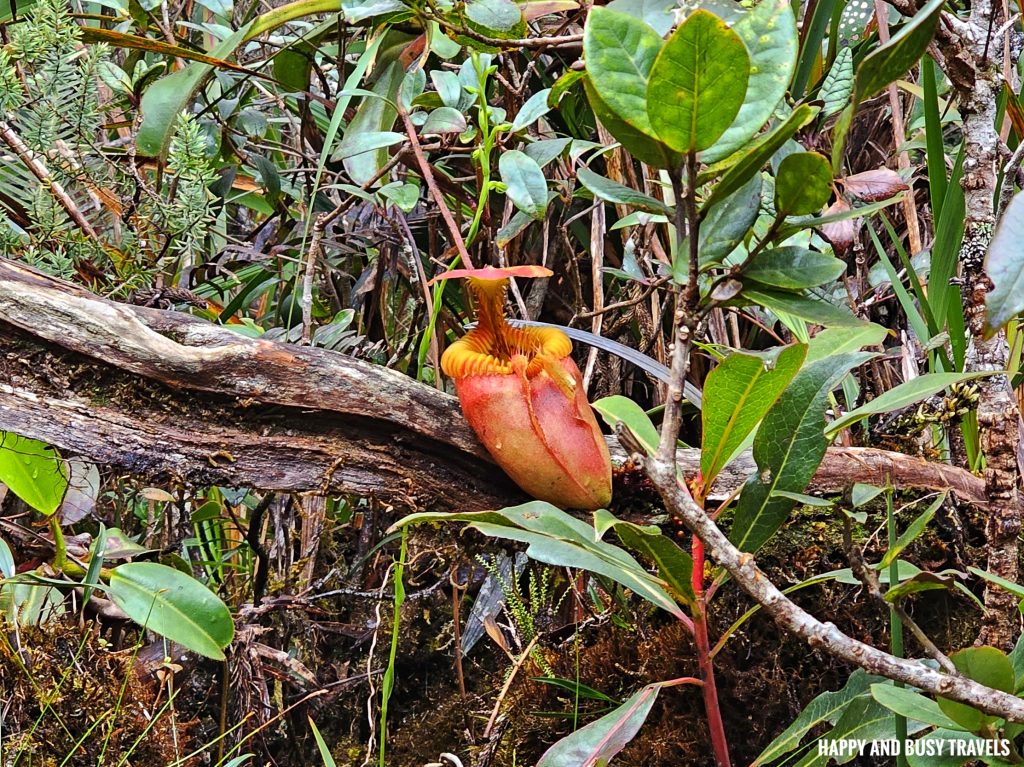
512,88 -> 552,131
107,562 -> 234,660
341,0 -> 403,21
805,323 -> 889,363
796,697 -> 900,766
825,372 -> 994,436
431,70 -> 463,108
496,211 -> 533,247
701,0 -> 798,162
731,352 -> 872,552
647,10 -> 750,153
937,647 -> 1015,732
985,192 -> 1024,333
820,45 -> 854,118
870,684 -> 963,730
701,103 -> 818,212
0,538 -> 14,578
583,9 -> 665,139
331,130 -> 406,160
599,516 -> 697,606
740,286 -> 866,327
336,62 -> 404,185
421,107 -> 467,134
877,493 -> 947,569
577,166 -> 673,215
500,150 -> 548,220
851,482 -> 886,507
742,247 -> 845,289
700,344 -> 806,486
753,670 -> 880,765
774,152 -> 833,216
593,395 -> 661,455
466,0 -> 526,39
584,76 -> 681,169
137,24 -> 251,157
525,137 -> 572,168
0,433 -> 67,516
853,0 -> 946,104
538,684 -> 662,767
698,171 -> 762,265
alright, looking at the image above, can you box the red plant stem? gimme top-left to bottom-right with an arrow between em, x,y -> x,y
692,533 -> 733,767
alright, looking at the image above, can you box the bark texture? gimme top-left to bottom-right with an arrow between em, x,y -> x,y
0,258 -> 987,511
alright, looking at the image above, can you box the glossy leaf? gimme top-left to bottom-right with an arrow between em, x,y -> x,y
647,10 -> 750,153
583,9 -> 665,142
584,77 -> 681,169
701,344 -> 807,486
107,562 -> 235,660
820,45 -> 854,118
538,683 -> 663,766
774,152 -> 833,216
606,0 -> 676,35
740,286 -> 865,327
597,512 -> 697,606
698,172 -> 762,265
906,730 -> 996,767
0,433 -> 67,516
592,395 -> 661,456
137,24 -> 251,157
805,323 -> 888,363
500,150 -> 548,220
731,352 -> 872,552
577,166 -> 673,215
937,647 -> 1015,732
870,684 -> 963,730
825,372 -> 994,437
853,0 -> 946,103
985,192 -> 1024,333
512,88 -> 552,131
466,0 -> 526,39
701,0 -> 798,162
742,247 -> 845,289
332,130 -> 406,160
701,103 -> 818,213
421,107 -> 467,134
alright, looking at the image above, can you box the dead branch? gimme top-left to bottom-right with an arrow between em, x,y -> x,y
0,258 -> 988,511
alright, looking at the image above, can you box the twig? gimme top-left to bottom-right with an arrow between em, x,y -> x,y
483,635 -> 539,738
630,439 -> 1024,722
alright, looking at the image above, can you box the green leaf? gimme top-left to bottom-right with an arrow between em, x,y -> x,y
0,537 -> 15,578
753,670 -> 880,765
593,395 -> 661,456
701,0 -> 798,162
538,683 -> 663,766
584,76 -> 681,169
985,192 -> 1024,333
937,646 -> 1015,732
465,0 -> 526,39
331,130 -> 406,160
600,516 -> 696,606
0,433 -> 67,516
774,152 -> 833,216
700,344 -> 806,486
421,107 -> 467,134
878,493 -> 947,569
870,684 -> 964,730
805,323 -> 889,363
800,697 -> 902,766
740,285 -> 866,327
851,482 -> 886,507
336,62 -> 404,185
742,247 -> 845,289
583,9 -> 665,141
107,562 -> 234,660
577,166 -> 673,215
906,730 -> 999,767
137,24 -> 251,157
825,372 -> 995,437
853,0 -> 946,104
500,150 -> 548,220
308,718 -> 338,767
701,103 -> 818,213
698,171 -> 762,265
605,0 -> 678,35
431,69 -> 463,108
512,88 -> 552,131
730,352 -> 873,552
341,0 -> 403,21
647,9 -> 751,153
883,571 -> 956,602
